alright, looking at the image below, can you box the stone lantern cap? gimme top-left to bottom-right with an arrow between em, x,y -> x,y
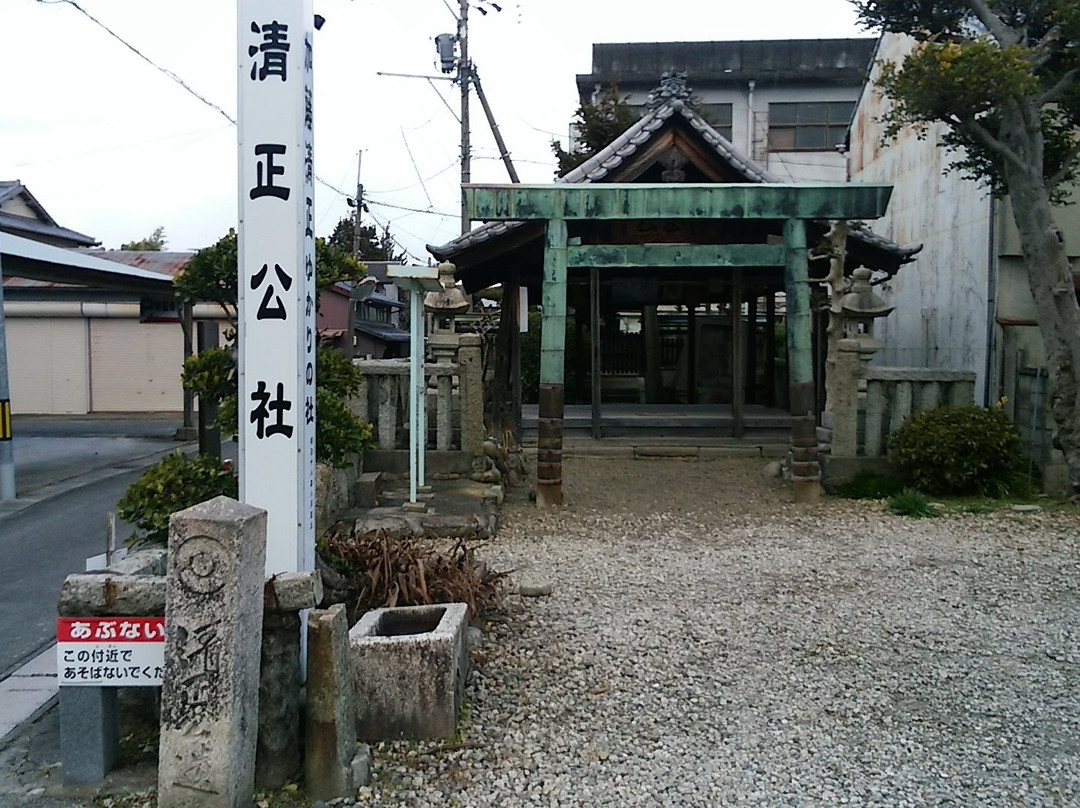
424,261 -> 469,315
840,266 -> 893,320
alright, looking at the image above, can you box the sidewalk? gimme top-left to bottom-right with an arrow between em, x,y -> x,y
0,649 -> 57,748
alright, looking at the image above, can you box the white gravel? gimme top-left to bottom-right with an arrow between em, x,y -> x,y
359,457 -> 1080,807
2,456 -> 1077,808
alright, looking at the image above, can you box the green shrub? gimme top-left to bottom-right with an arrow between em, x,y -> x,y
887,488 -> 939,518
317,345 -> 364,399
117,452 -> 238,546
889,404 -> 1028,496
316,387 -> 374,467
837,472 -> 906,500
181,347 -> 235,401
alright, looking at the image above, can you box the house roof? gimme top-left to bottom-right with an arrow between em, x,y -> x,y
0,180 -> 99,247
83,249 -> 193,278
429,74 -> 920,284
355,321 -> 410,343
1,231 -> 174,294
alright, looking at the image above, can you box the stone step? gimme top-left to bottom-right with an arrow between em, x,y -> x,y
353,471 -> 383,508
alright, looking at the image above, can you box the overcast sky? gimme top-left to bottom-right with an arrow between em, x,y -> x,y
2,0 -> 867,262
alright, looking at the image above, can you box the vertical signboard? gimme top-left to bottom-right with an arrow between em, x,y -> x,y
238,0 -> 316,575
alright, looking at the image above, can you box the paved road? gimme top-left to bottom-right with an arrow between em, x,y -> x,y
0,416 -> 191,679
0,470 -> 146,678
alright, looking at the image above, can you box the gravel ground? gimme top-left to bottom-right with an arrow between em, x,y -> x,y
360,457 -> 1080,807
3,456 -> 1079,807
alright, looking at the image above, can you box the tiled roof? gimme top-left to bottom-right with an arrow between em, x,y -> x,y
428,79 -> 919,265
355,321 -> 410,342
0,180 -> 100,247
0,213 -> 99,247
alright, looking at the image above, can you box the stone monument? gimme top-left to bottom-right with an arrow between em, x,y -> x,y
158,496 -> 266,808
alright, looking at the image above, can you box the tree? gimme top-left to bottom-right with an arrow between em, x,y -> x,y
174,228 -> 367,312
120,225 -> 166,251
327,216 -> 403,262
853,0 -> 1080,491
551,85 -> 638,176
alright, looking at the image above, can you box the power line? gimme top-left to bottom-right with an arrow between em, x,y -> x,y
367,199 -> 457,217
43,0 -> 423,229
364,208 -> 429,265
367,159 -> 459,194
401,128 -> 435,208
39,0 -> 237,125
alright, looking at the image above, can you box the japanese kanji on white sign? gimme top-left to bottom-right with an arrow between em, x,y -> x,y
56,617 -> 165,687
237,0 -> 316,577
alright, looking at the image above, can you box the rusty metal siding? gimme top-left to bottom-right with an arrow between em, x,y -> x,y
849,33 -> 994,402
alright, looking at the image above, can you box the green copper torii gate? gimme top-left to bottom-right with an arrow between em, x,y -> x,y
463,183 -> 894,506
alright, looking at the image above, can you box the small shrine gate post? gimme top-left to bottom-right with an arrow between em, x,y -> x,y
464,183 -> 894,506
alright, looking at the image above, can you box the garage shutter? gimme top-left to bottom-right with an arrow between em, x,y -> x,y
89,319 -> 185,412
7,318 -> 89,414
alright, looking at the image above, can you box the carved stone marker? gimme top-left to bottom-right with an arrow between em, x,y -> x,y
158,496 -> 266,808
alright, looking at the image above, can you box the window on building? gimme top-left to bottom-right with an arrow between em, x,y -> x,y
358,301 -> 391,325
767,101 -> 854,151
699,103 -> 733,141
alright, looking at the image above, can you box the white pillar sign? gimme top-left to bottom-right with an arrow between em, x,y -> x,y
238,0 -> 316,576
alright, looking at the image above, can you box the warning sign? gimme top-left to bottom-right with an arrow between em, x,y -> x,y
56,617 -> 165,687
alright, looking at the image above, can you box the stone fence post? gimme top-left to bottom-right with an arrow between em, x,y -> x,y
457,334 -> 484,459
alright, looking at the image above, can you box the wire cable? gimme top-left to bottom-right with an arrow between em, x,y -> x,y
401,128 -> 435,208
38,0 -> 237,125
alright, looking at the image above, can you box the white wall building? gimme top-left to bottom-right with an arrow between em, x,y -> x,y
575,38 -> 878,183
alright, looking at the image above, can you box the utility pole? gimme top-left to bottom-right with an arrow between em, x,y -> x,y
347,150 -> 365,359
0,232 -> 16,500
472,66 -> 519,183
352,150 -> 364,259
458,0 -> 471,234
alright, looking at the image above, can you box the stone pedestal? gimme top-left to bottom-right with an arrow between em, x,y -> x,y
256,571 -> 322,789
60,687 -> 117,786
158,497 -> 266,808
829,339 -> 864,458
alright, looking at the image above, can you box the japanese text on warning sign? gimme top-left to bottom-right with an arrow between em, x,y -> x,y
57,617 -> 164,687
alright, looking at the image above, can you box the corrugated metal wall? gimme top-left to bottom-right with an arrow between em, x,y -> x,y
89,319 -> 184,412
7,318 -> 89,414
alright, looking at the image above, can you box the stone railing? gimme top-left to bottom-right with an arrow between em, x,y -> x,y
860,367 -> 976,457
829,340 -> 976,461
352,334 -> 484,466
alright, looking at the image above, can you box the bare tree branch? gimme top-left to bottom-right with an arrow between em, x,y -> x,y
964,117 -> 1027,172
1033,24 -> 1063,64
964,0 -> 1017,45
1048,141 -> 1080,191
1038,67 -> 1079,107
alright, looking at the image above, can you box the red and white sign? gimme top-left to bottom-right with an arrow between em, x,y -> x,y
56,617 -> 164,687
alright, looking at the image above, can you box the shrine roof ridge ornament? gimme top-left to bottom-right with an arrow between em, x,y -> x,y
462,183 -> 894,222
645,71 -> 694,109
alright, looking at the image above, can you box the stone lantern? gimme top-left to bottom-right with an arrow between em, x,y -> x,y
424,261 -> 469,363
839,266 -> 894,362
829,266 -> 895,459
